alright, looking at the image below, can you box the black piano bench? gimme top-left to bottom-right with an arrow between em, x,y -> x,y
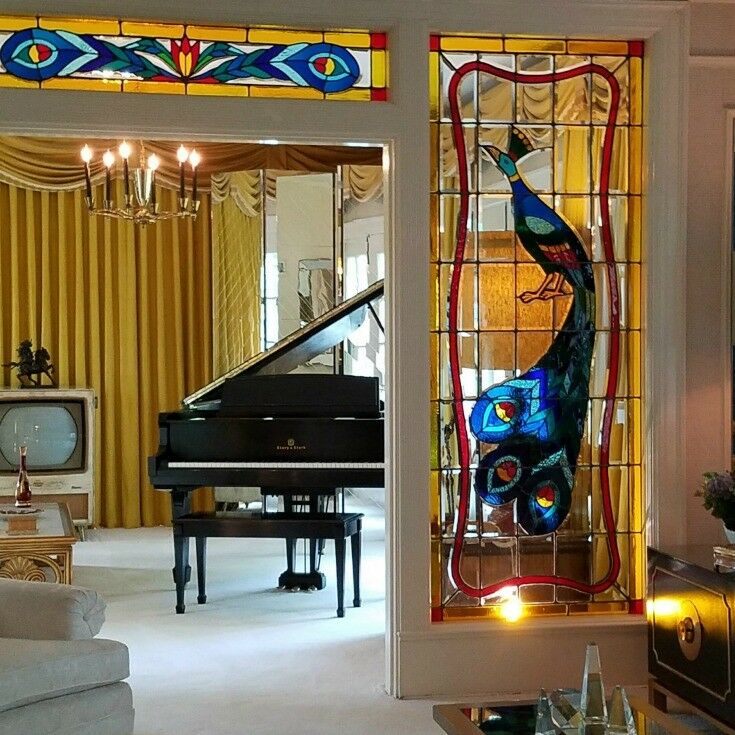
172,511 -> 364,618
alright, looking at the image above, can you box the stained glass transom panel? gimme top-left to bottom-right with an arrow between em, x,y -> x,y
429,34 -> 644,621
0,16 -> 387,101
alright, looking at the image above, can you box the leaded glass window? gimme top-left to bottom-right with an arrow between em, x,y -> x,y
429,35 -> 644,620
0,16 -> 387,101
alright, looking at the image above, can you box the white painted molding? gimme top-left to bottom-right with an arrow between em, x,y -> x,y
398,614 -> 647,641
691,55 -> 735,65
721,111 -> 734,471
644,5 -> 690,549
0,0 -> 690,699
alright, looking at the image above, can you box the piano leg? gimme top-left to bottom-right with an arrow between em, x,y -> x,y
174,531 -> 189,614
335,537 -> 346,618
281,537 -> 296,588
196,536 -> 207,605
351,524 -> 362,608
309,539 -> 318,579
171,489 -> 192,587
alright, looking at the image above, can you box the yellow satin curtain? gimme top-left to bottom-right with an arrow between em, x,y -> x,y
211,172 -> 263,374
0,179 -> 212,527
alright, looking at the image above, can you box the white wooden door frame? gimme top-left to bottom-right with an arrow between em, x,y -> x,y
0,0 -> 689,697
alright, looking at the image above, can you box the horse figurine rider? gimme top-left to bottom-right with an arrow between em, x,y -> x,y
3,340 -> 57,387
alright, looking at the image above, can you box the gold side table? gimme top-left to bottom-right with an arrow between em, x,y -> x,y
0,502 -> 76,584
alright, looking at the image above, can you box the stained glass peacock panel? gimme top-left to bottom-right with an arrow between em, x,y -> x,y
429,35 -> 644,621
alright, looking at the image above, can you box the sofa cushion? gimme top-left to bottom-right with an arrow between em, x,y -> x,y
0,638 -> 129,714
0,682 -> 133,735
0,579 -> 105,640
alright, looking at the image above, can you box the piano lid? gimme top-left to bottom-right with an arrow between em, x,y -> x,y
183,279 -> 384,408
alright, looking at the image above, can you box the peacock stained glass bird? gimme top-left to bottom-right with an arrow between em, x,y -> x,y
470,127 -> 596,535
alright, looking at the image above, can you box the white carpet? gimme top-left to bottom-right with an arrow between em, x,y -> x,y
73,501 -> 439,735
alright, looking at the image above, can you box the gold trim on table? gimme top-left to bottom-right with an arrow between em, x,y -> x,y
0,503 -> 76,584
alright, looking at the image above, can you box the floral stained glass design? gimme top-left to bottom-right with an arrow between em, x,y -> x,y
0,16 -> 387,101
430,35 -> 644,620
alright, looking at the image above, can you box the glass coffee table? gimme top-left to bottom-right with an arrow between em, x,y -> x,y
0,502 -> 76,583
433,696 -> 715,735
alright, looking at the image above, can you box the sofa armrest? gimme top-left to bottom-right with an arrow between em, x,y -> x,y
0,579 -> 105,640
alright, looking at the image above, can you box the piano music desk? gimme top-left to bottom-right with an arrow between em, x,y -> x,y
172,511 -> 363,618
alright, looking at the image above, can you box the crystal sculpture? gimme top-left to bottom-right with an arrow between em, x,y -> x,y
607,686 -> 636,735
580,642 -> 607,735
534,643 -> 637,735
550,689 -> 583,734
536,689 -> 557,735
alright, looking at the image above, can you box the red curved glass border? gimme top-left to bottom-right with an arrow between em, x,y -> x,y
446,60 -> 622,599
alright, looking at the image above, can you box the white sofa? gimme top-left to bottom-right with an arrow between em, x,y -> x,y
0,579 -> 133,735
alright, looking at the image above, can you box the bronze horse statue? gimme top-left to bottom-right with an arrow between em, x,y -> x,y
3,340 -> 57,387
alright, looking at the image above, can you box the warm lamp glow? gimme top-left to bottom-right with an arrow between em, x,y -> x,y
102,150 -> 115,169
80,145 -> 93,164
118,140 -> 132,160
147,154 -> 160,172
188,149 -> 201,168
500,596 -> 523,623
177,145 -> 189,164
646,598 -> 681,617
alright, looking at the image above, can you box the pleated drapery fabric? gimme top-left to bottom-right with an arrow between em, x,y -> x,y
0,179 -> 212,527
212,172 -> 263,375
211,167 -> 383,211
0,137 -> 382,192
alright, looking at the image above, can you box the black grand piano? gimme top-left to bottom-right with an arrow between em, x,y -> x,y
148,279 -> 384,614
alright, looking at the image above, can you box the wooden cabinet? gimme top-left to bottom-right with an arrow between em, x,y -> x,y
648,546 -> 735,728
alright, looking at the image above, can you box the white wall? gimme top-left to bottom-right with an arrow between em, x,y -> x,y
0,0 -> 689,698
685,1 -> 735,545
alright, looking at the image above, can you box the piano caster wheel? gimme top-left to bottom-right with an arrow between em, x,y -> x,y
288,586 -> 300,593
337,609 -> 345,618
307,585 -> 318,592
197,595 -> 207,605
176,604 -> 186,614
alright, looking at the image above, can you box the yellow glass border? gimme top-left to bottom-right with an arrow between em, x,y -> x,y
40,17 -> 120,34
41,78 -> 121,92
0,16 -> 36,31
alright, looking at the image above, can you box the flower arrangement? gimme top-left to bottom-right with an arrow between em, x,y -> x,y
697,471 -> 735,530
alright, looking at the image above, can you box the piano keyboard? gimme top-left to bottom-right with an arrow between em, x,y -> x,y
167,461 -> 384,470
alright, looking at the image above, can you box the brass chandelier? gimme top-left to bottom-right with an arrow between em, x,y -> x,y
80,141 -> 201,225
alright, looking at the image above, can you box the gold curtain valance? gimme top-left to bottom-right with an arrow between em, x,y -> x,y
0,136 -> 383,192
211,163 -> 383,216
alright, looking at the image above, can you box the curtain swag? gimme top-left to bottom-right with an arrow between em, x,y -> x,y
0,136 -> 383,193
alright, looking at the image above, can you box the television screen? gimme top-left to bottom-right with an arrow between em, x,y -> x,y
0,401 -> 85,472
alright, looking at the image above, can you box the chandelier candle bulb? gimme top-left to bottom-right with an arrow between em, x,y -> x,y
147,154 -> 160,209
189,149 -> 201,206
80,144 -> 93,202
177,145 -> 189,201
102,149 -> 115,206
118,140 -> 132,201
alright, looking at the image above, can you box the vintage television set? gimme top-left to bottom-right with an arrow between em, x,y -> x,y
0,388 -> 95,527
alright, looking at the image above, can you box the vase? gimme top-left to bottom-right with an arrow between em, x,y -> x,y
14,445 -> 32,508
724,524 -> 735,545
